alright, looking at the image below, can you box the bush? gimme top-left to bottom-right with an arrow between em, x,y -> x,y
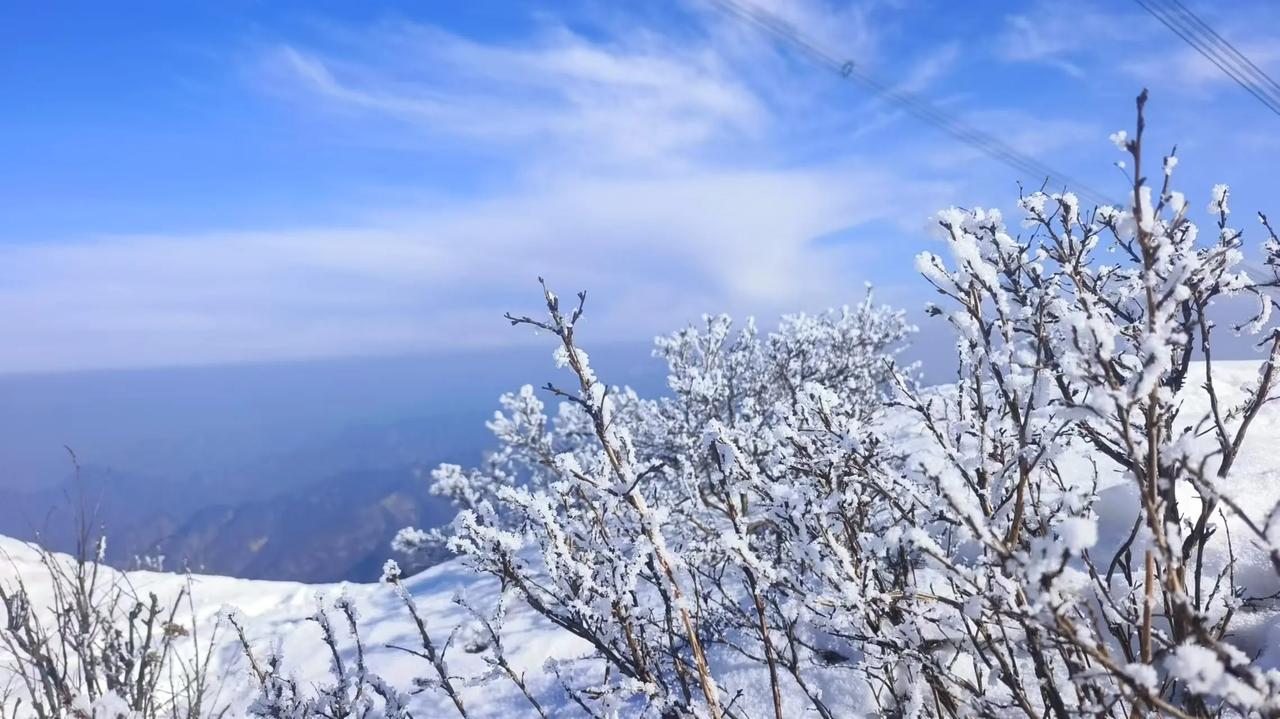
8,91 -> 1280,719
0,475 -> 225,719
406,92 -> 1280,717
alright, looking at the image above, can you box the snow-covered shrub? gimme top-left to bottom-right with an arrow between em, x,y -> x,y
408,92 -> 1280,718
880,91 -> 1280,717
12,90 -> 1278,719
398,283 -> 912,717
0,494 -> 224,719
228,594 -> 415,719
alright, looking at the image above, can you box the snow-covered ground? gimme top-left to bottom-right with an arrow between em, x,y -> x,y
0,532 -> 592,717
4,361 -> 1280,717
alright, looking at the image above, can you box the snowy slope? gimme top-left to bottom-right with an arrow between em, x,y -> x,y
0,534 -> 591,717
3,361 -> 1280,717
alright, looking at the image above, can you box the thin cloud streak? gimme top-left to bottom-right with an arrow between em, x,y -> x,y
53,2 -> 1280,373
0,5 -> 978,373
0,166 -> 956,373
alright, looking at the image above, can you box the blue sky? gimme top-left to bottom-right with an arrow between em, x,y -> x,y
2,0 -> 1278,373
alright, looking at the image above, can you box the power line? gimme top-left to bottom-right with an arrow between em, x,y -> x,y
704,0 -> 1119,208
1132,0 -> 1280,117
705,0 -> 1277,281
1139,0 -> 1280,113
1166,0 -> 1280,101
1128,0 -> 1279,279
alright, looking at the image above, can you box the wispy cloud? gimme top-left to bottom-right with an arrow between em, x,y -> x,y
0,164 -> 954,372
996,0 -> 1280,102
0,3 -> 984,373
995,0 -> 1128,78
1122,42 -> 1280,95
255,20 -> 768,170
29,1 -> 1226,373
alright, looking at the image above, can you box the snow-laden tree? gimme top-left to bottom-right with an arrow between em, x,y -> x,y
881,91 -> 1280,717
9,89 -> 1279,719
395,285 -> 912,717
403,91 -> 1280,718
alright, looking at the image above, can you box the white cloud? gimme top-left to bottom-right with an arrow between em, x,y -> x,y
997,0 -> 1280,102
0,165 -> 954,372
995,0 -> 1136,77
1122,41 -> 1280,95
20,1 -> 1279,378
0,3 -> 1008,373
256,20 -> 768,170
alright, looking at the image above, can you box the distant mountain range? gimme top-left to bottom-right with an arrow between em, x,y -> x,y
147,466 -> 457,581
0,412 -> 486,582
0,459 -> 457,582
0,345 -> 665,581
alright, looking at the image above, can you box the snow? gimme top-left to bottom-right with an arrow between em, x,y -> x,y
0,533 -> 591,717
1057,516 -> 1098,553
4,361 -> 1280,716
1210,183 -> 1231,215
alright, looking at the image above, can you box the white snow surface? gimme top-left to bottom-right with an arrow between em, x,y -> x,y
0,533 -> 606,717
3,361 -> 1280,717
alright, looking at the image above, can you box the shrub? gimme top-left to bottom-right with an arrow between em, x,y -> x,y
408,92 -> 1280,717
0,476 -> 225,719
